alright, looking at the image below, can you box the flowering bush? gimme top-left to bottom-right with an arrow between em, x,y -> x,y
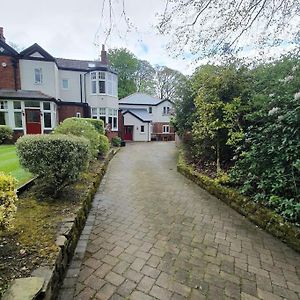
53,118 -> 100,158
0,173 -> 17,229
16,134 -> 90,196
0,125 -> 13,144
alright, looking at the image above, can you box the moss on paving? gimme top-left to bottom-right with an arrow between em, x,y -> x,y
0,145 -> 32,187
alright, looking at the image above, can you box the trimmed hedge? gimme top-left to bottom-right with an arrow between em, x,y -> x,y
111,136 -> 121,147
16,134 -> 90,196
0,173 -> 17,229
99,134 -> 110,156
53,118 -> 100,158
177,148 -> 300,252
0,125 -> 13,144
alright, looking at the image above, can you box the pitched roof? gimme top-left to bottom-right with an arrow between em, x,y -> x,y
20,43 -> 55,61
119,93 -> 162,105
0,39 -> 19,57
0,89 -> 55,101
55,58 -> 117,73
123,108 -> 152,122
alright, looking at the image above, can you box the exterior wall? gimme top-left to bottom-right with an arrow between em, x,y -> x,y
0,56 -> 20,89
19,59 -> 59,98
106,131 -> 118,141
123,113 -> 150,142
151,100 -> 173,123
152,122 -> 175,141
57,103 -> 89,123
59,70 -> 84,103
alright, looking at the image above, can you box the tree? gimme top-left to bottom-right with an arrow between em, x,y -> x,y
135,60 -> 156,95
157,0 -> 300,59
108,48 -> 139,99
155,66 -> 186,100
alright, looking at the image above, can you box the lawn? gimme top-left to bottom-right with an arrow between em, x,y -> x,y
0,145 -> 32,187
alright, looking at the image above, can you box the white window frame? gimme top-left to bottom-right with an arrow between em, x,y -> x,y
62,79 -> 69,89
141,125 -> 145,133
90,71 -> 117,97
13,101 -> 23,129
34,68 -> 43,84
91,107 -> 118,131
163,125 -> 170,133
149,107 -> 152,114
0,100 -> 9,126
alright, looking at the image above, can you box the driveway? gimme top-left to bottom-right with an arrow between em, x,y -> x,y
59,142 -> 300,300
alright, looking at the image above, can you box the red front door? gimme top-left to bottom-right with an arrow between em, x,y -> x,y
124,126 -> 133,141
25,109 -> 41,134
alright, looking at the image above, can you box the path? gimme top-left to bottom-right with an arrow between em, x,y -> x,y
59,142 -> 300,300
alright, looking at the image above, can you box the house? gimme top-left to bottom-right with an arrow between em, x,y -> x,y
0,27 -> 118,139
119,93 -> 175,142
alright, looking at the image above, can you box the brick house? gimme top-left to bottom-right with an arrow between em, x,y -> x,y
119,93 -> 175,141
0,27 -> 118,138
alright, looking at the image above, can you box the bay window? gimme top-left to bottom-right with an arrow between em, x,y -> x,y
91,107 -> 118,130
90,71 -> 117,97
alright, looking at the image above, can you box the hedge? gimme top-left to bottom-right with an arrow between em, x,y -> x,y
53,118 -> 100,158
16,134 -> 90,196
99,134 -> 110,156
111,136 -> 121,147
69,117 -> 105,135
0,173 -> 17,229
0,125 -> 13,144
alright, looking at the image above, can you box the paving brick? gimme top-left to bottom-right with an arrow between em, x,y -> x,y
130,291 -> 155,300
131,257 -> 147,271
141,265 -> 161,279
124,268 -> 143,283
95,283 -> 116,300
150,285 -> 172,299
117,279 -> 137,297
84,274 -> 105,291
137,276 -> 155,293
105,271 -> 125,286
113,260 -> 130,275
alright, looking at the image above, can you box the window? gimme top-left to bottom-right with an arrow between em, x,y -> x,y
90,71 -> 117,96
62,79 -> 69,89
13,101 -> 22,129
76,112 -> 81,118
149,107 -> 152,114
91,72 -> 97,94
163,125 -> 170,133
163,106 -> 170,115
141,125 -> 145,133
90,107 -> 117,130
25,101 -> 40,108
42,101 -> 52,129
0,101 -> 8,125
34,68 -> 43,84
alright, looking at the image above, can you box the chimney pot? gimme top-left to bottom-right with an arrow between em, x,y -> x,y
0,27 -> 5,42
101,44 -> 109,65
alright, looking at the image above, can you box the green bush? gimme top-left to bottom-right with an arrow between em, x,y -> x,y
0,172 -> 17,229
16,134 -> 90,196
0,125 -> 13,144
69,117 -> 105,135
111,136 -> 121,147
54,118 -> 100,157
99,134 -> 110,156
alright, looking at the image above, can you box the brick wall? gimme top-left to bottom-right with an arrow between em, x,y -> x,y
57,103 -> 90,123
118,110 -> 124,140
0,56 -> 20,89
152,122 -> 175,141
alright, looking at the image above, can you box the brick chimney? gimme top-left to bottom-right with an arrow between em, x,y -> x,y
101,44 -> 109,65
0,27 -> 5,42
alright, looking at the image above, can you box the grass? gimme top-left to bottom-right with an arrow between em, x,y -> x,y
0,145 -> 32,187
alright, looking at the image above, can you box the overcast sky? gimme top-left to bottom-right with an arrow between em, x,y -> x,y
2,0 -> 197,75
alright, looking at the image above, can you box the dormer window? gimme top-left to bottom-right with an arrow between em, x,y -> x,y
34,68 -> 43,84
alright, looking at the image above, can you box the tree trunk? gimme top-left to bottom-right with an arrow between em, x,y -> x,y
216,136 -> 221,174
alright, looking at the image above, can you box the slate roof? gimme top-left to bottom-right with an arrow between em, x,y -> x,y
55,58 -> 117,73
119,93 -> 162,105
123,108 -> 152,122
0,89 -> 55,101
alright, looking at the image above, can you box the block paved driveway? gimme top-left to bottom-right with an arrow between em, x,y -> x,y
59,142 -> 300,300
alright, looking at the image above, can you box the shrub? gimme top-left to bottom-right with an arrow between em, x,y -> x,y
16,134 -> 90,196
0,173 -> 17,230
53,118 -> 100,157
69,117 -> 105,135
111,136 -> 121,147
0,125 -> 13,144
99,134 -> 110,156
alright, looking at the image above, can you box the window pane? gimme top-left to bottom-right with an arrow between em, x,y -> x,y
62,79 -> 69,89
113,117 -> 117,129
44,112 -> 52,128
26,110 -> 40,123
99,81 -> 105,93
25,101 -> 40,108
91,107 -> 98,115
99,108 -> 106,115
92,116 -> 98,119
108,117 -> 113,126
13,101 -> 21,109
43,102 -> 51,110
92,81 -> 97,94
0,101 -> 8,110
99,72 -> 105,79
14,112 -> 22,128
0,112 -> 8,125
34,68 -> 42,84
149,107 -> 152,114
141,125 -> 144,132
100,116 -> 106,124
91,72 -> 96,80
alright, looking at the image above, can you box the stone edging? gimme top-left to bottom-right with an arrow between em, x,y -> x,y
177,149 -> 300,253
3,148 -> 120,300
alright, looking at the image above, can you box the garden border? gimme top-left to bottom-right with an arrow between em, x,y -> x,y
177,148 -> 300,253
3,148 -> 120,300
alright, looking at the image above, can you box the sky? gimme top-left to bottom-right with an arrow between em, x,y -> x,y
1,0 -> 197,75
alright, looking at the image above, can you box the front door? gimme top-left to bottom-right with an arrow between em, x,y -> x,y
124,126 -> 133,141
25,109 -> 41,134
